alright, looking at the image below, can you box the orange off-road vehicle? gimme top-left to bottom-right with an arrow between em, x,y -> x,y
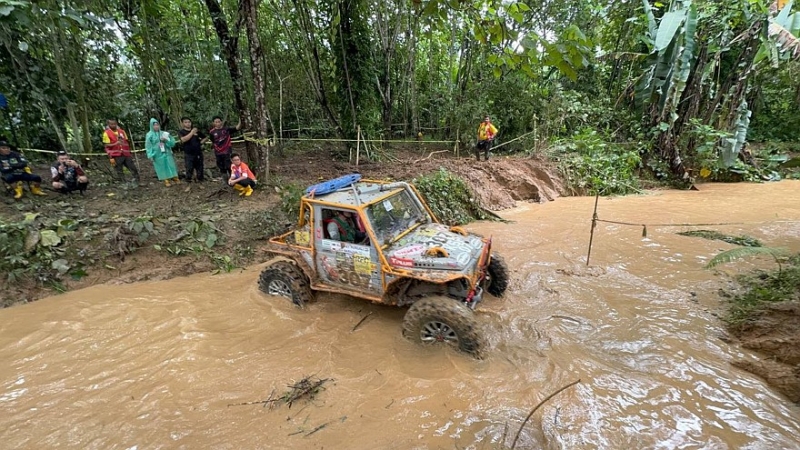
258,174 -> 508,356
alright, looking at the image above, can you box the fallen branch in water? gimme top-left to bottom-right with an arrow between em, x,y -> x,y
227,388 -> 277,409
305,422 -> 329,437
283,376 -> 332,408
510,379 -> 581,449
352,312 -> 373,332
228,376 -> 332,411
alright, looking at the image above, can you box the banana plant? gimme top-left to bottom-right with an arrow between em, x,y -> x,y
718,1 -> 800,168
634,0 -> 697,129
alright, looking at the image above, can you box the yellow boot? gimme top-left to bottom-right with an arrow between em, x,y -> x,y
244,186 -> 254,197
164,179 -> 172,187
13,182 -> 23,199
233,184 -> 246,196
30,183 -> 46,196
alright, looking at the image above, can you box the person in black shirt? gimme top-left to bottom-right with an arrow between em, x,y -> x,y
0,140 -> 45,199
203,116 -> 241,180
178,117 -> 205,182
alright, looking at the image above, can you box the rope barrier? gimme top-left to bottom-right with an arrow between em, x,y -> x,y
595,218 -> 800,229
19,147 -> 146,156
585,188 -> 800,265
16,128 -> 537,157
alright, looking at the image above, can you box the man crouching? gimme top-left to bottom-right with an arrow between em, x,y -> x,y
51,150 -> 89,195
0,140 -> 45,199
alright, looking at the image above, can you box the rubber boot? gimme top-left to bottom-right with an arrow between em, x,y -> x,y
244,186 -> 254,197
30,183 -> 46,196
13,182 -> 23,199
164,179 -> 172,187
233,184 -> 246,196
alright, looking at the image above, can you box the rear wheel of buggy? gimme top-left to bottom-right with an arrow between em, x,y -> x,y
258,261 -> 313,307
402,296 -> 486,358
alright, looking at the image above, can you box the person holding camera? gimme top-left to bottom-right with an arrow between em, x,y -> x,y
51,150 -> 89,195
178,117 -> 205,182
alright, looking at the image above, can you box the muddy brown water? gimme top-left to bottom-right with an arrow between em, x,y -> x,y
3,182 -> 800,449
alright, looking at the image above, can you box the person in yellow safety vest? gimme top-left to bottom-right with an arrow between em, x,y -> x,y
476,116 -> 498,161
0,140 -> 45,199
102,118 -> 140,188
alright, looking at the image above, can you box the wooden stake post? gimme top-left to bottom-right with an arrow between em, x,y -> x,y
355,125 -> 361,166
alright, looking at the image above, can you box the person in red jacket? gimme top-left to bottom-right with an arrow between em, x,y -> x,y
102,118 -> 140,187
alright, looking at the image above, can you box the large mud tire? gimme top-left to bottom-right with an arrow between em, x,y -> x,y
486,253 -> 509,297
258,261 -> 314,307
402,296 -> 486,358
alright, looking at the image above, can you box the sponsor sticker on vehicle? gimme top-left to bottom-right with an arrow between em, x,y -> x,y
389,256 -> 414,268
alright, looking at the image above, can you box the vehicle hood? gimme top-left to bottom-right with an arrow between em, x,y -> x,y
384,223 -> 486,271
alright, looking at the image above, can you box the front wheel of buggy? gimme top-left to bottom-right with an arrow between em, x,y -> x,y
258,261 -> 313,307
402,296 -> 486,358
486,253 -> 509,297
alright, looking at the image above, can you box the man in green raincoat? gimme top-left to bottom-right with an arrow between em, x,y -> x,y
145,118 -> 180,187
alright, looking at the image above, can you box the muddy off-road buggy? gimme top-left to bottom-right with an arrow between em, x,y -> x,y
258,174 -> 508,357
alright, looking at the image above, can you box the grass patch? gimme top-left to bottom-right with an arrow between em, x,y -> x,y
723,254 -> 800,326
413,168 -> 493,225
678,229 -> 762,247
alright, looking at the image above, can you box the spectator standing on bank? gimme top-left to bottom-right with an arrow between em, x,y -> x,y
204,116 -> 241,180
476,116 -> 498,161
145,118 -> 180,187
102,118 -> 140,187
178,117 -> 205,182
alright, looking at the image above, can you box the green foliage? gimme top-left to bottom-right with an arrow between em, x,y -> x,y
719,253 -> 800,326
552,129 -> 642,195
413,168 -> 491,225
178,217 -> 220,249
706,246 -> 788,270
0,213 -> 85,287
635,0 -> 697,123
279,183 -> 305,219
128,215 -> 158,244
677,230 -> 762,247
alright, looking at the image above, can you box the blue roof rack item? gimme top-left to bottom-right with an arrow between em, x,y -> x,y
305,173 -> 362,196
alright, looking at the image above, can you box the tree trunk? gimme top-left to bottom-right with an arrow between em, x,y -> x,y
51,29 -> 83,153
204,0 -> 251,129
241,0 -> 274,179
277,0 -> 344,138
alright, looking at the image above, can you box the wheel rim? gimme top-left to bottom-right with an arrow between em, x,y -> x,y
420,321 -> 459,344
268,279 -> 293,299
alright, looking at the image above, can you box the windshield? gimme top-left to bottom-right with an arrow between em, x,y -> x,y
366,189 -> 428,246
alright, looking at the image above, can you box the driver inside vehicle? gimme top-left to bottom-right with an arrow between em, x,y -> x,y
325,210 -> 367,244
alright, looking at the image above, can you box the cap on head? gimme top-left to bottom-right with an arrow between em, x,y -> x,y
57,150 -> 68,156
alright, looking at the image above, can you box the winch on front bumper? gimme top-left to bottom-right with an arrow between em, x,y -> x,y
464,240 -> 492,310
